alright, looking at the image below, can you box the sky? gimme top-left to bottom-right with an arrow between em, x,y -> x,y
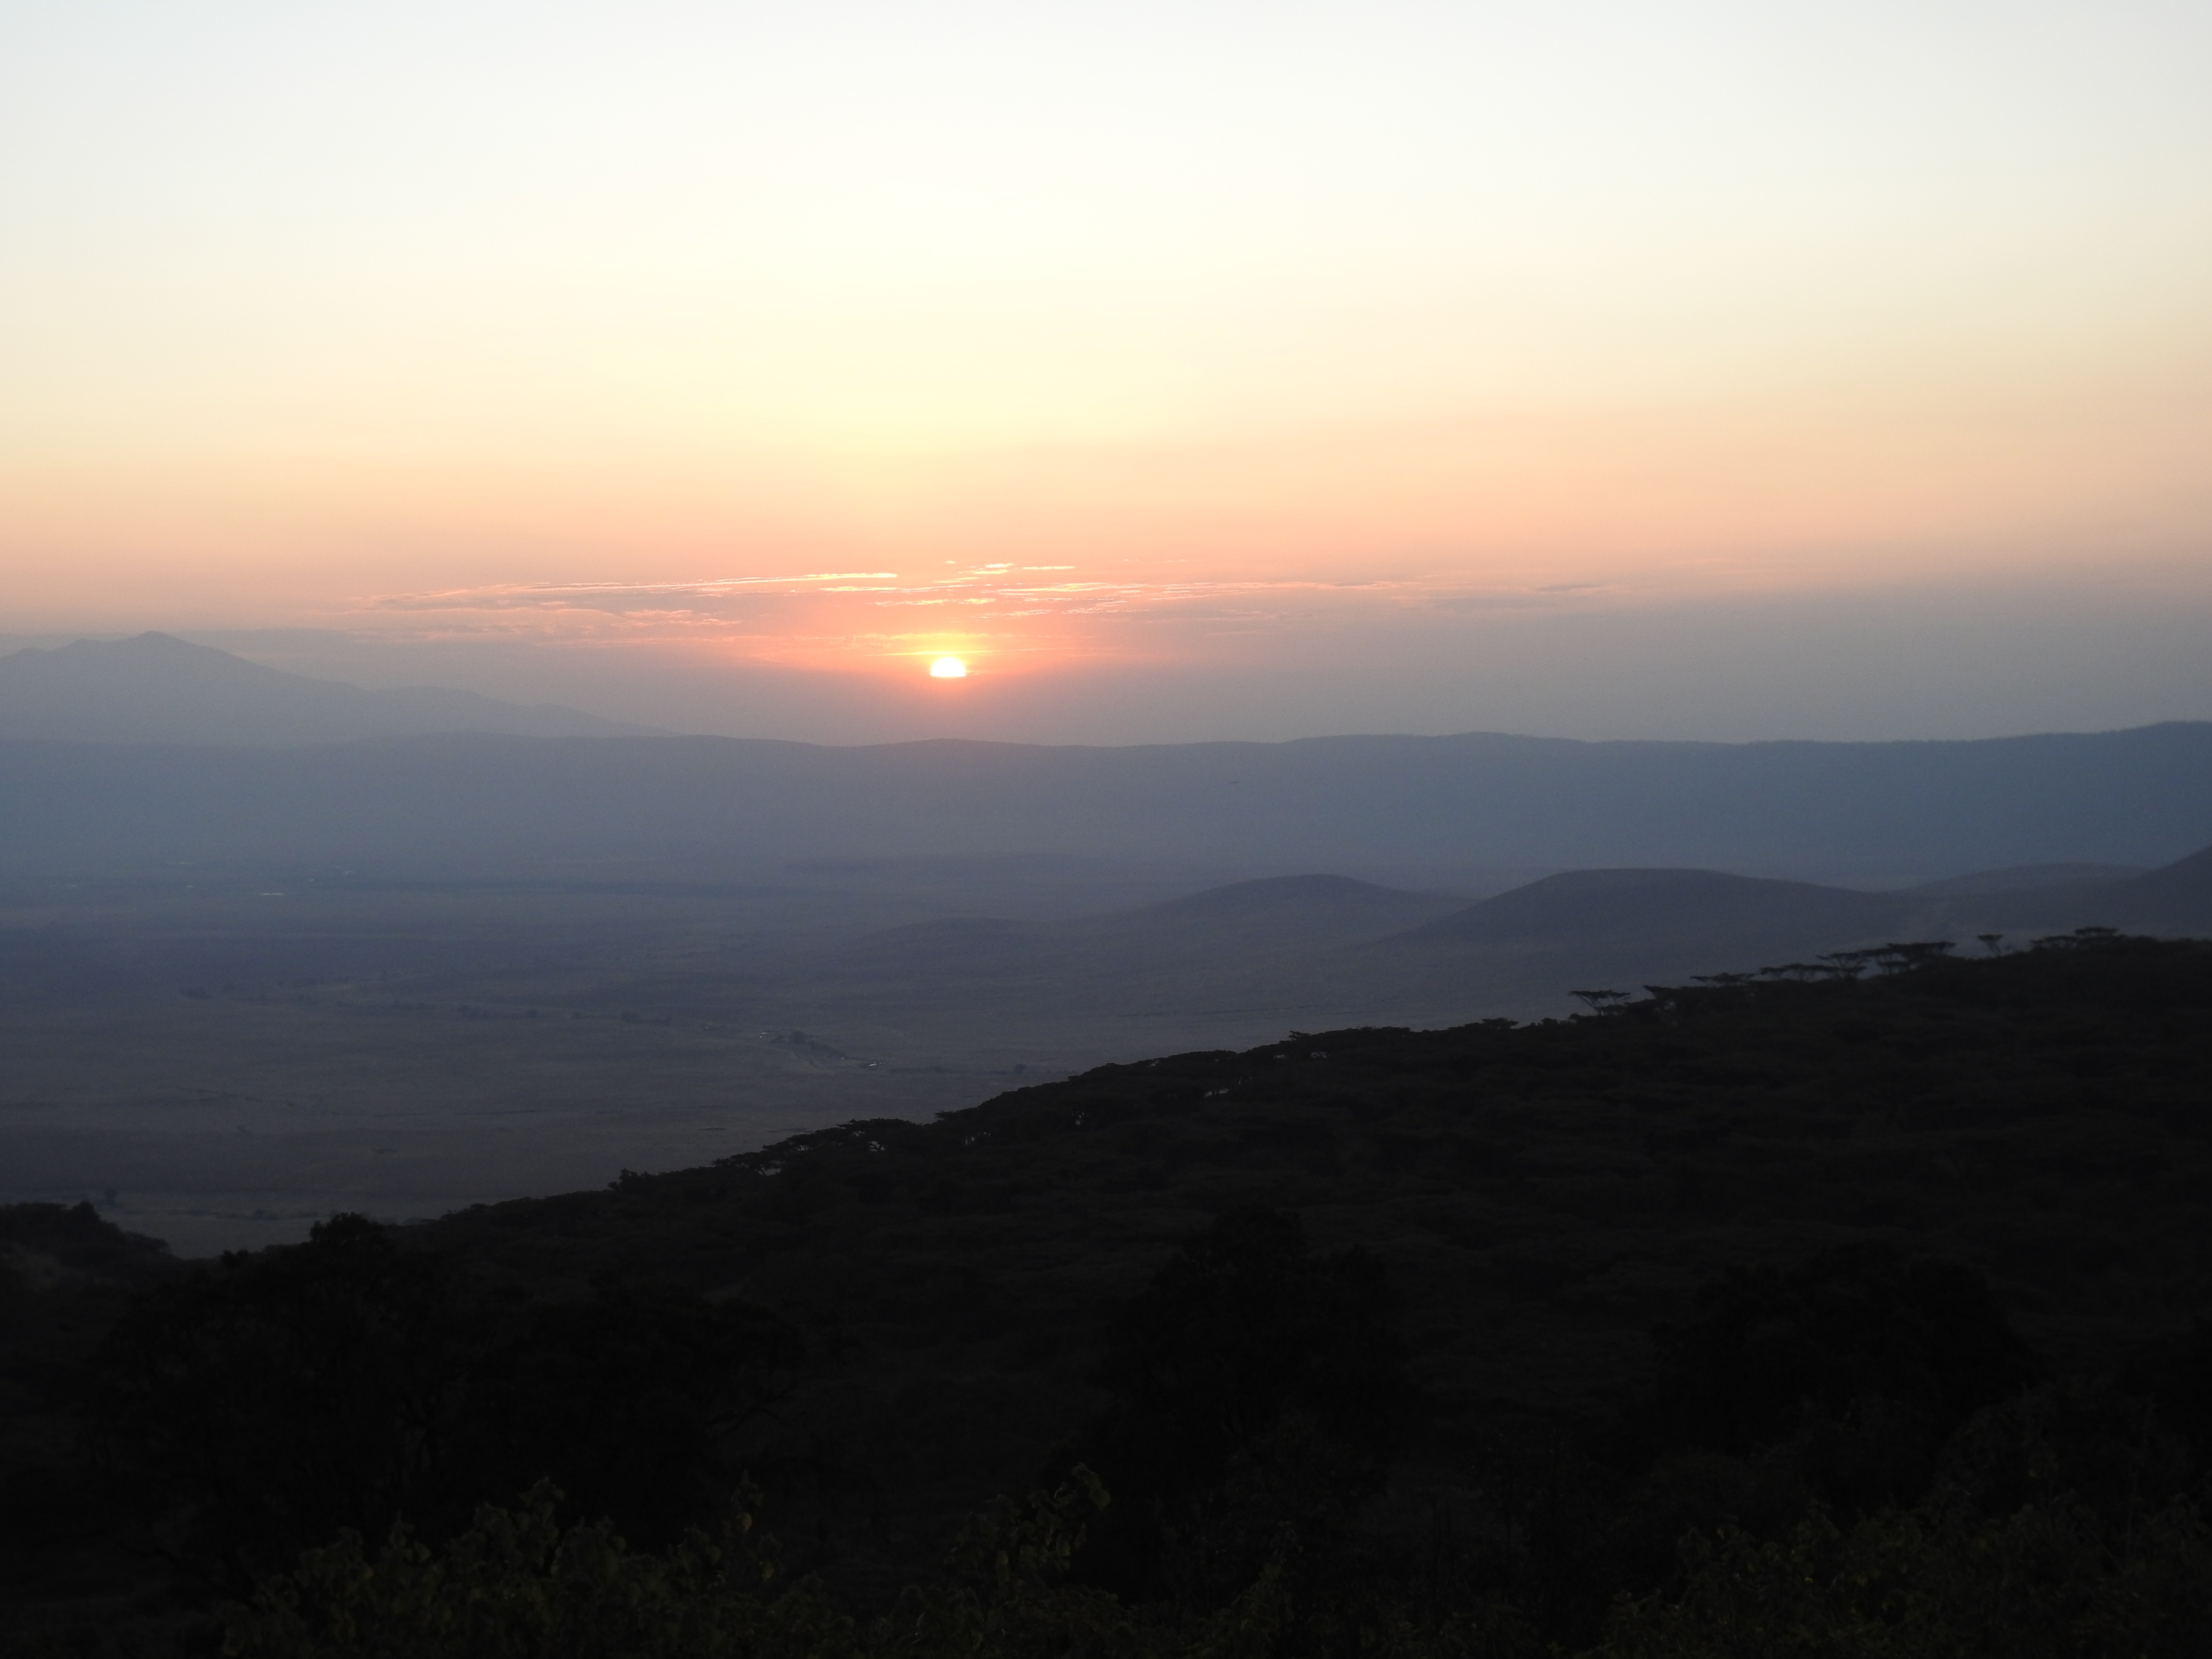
3,0 -> 2209,743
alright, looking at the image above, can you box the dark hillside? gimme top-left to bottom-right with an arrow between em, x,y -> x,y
6,935 -> 2211,1650
0,1206 -> 179,1638
411,934 -> 2212,1561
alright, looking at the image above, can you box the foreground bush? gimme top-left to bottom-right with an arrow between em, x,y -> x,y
221,1472 -> 1289,1659
1599,1496 -> 2212,1659
225,1468 -> 2212,1659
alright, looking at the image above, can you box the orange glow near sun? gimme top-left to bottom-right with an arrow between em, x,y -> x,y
928,656 -> 968,678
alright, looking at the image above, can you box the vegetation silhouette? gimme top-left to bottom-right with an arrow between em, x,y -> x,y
1066,1207 -> 1408,1602
86,1216 -> 803,1596
1641,1243 -> 2042,1511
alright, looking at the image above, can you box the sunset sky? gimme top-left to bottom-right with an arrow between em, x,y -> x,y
3,1 -> 2209,741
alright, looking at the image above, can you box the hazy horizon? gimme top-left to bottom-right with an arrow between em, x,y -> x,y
8,568 -> 2212,748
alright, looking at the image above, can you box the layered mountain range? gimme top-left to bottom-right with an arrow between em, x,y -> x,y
2,635 -> 2208,883
756,844 -> 2212,1032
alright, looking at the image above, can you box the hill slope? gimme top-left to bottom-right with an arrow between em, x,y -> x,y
0,633 -> 659,745
419,932 -> 2212,1559
1974,841 -> 2212,938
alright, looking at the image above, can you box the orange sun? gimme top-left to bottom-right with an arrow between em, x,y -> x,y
928,656 -> 968,678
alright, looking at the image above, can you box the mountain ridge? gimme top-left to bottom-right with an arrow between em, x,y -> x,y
0,632 -> 662,745
3,719 -> 2209,881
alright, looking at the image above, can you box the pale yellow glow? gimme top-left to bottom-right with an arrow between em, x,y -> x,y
929,657 -> 968,679
1,1 -> 2208,660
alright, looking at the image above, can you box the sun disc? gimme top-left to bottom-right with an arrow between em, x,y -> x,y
929,656 -> 967,678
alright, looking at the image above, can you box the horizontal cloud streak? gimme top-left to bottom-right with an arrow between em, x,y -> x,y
80,560 -> 2192,750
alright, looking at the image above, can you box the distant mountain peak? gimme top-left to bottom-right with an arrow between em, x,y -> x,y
0,634 -> 663,746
